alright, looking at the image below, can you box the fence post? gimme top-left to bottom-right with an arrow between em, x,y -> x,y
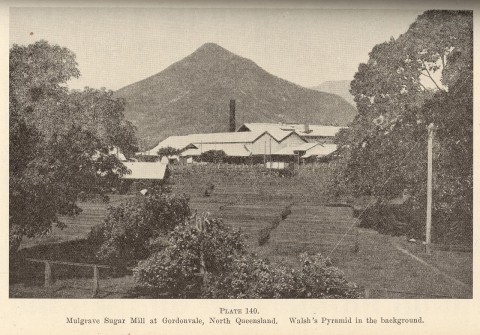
92,265 -> 100,298
44,261 -> 53,288
364,288 -> 371,299
425,123 -> 435,254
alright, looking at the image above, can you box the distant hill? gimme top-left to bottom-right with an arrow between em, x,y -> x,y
115,43 -> 357,144
310,80 -> 356,107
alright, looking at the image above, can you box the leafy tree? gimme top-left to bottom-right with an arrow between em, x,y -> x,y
134,217 -> 245,297
10,40 -> 137,154
334,11 -> 472,243
67,88 -> 138,157
10,40 -> 80,137
9,40 -> 137,252
91,192 -> 190,267
199,150 -> 227,163
134,217 -> 358,298
157,146 -> 181,158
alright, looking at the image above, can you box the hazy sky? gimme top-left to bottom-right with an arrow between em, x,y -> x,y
10,8 -> 423,90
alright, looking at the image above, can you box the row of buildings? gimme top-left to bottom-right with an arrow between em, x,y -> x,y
139,122 -> 344,165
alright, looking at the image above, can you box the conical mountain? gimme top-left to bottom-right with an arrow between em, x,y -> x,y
115,43 -> 357,143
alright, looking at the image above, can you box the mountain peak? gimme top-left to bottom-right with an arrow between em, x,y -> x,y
116,46 -> 357,142
196,42 -> 228,51
192,43 -> 233,57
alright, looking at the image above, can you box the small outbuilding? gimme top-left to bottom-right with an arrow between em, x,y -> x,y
121,162 -> 169,180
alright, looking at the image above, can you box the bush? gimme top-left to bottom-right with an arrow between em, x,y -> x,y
199,150 -> 227,163
358,201 -> 422,239
204,182 -> 214,197
91,192 -> 190,267
134,217 -> 245,297
203,254 -> 290,298
157,146 -> 180,158
134,217 -> 359,298
203,253 -> 359,299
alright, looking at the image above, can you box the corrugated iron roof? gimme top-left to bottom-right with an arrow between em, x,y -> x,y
272,146 -> 298,156
239,123 -> 345,138
292,142 -> 319,152
121,162 -> 168,180
187,130 -> 266,144
142,130 -> 271,156
143,136 -> 198,155
272,142 -> 337,157
180,143 -> 251,157
237,123 -> 294,141
302,143 -> 337,158
273,142 -> 319,156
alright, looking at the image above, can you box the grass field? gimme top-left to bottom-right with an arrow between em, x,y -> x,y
10,163 -> 473,298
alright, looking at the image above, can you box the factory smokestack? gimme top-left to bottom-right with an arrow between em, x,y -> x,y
229,99 -> 236,132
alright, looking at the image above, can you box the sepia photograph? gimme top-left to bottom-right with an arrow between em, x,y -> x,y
7,3 -> 473,305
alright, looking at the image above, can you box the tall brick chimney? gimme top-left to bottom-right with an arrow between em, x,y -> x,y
229,99 -> 236,132
304,122 -> 310,133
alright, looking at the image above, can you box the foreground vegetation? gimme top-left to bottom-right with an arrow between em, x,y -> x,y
89,188 -> 359,298
10,165 -> 472,298
10,40 -> 138,254
334,10 -> 472,245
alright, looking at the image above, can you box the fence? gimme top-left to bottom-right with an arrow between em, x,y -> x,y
21,258 -> 457,299
24,258 -> 132,298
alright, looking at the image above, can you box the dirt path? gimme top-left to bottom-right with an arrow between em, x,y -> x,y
393,242 -> 471,292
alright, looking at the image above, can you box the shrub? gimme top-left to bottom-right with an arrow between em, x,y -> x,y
295,253 -> 359,298
157,146 -> 180,158
91,192 -> 190,267
199,150 -> 227,163
203,254 -> 297,298
134,217 -> 359,298
203,253 -> 359,299
358,201 -> 422,239
204,182 -> 214,197
134,217 -> 245,297
258,226 -> 273,246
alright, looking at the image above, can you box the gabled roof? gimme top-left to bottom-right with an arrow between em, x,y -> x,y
292,142 -> 319,152
180,143 -> 251,157
186,130 -> 267,144
273,142 -> 319,156
272,142 -> 337,157
141,130 -> 273,156
121,162 -> 168,180
238,123 -> 345,138
272,146 -> 299,156
142,136 -> 199,155
302,143 -> 337,158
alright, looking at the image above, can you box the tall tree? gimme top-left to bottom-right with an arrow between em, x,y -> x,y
9,41 -> 137,253
67,88 -> 138,156
334,10 -> 472,243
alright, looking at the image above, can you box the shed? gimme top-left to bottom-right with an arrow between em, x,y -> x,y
121,162 -> 168,180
